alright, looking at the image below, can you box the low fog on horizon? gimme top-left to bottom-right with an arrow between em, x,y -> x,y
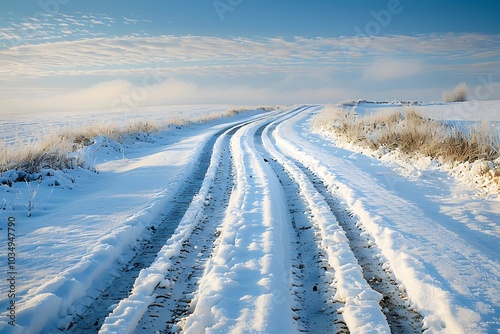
0,0 -> 499,114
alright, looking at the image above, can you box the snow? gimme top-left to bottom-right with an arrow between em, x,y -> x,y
347,100 -> 499,123
0,102 -> 498,333
182,118 -> 295,333
273,104 -> 499,333
0,106 -> 268,333
0,105 -> 231,146
262,111 -> 390,333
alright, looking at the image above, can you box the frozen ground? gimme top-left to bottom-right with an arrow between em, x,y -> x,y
0,105 -> 231,145
0,103 -> 498,333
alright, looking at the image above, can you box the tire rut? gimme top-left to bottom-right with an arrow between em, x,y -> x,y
261,115 -> 424,333
255,122 -> 349,333
134,128 -> 236,333
64,123 -> 244,333
291,159 -> 424,334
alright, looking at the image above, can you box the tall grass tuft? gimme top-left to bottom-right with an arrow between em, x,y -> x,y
442,82 -> 468,103
0,106 -> 277,181
314,105 -> 500,191
0,120 -> 162,178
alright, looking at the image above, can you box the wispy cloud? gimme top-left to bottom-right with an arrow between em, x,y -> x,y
0,11 -> 145,49
123,17 -> 140,24
1,32 -> 499,111
1,33 -> 498,80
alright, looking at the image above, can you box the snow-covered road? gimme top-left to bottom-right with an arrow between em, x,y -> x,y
1,105 -> 498,333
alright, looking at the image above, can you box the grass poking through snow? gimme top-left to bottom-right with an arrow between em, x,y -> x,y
0,106 -> 280,181
314,105 -> 500,193
0,120 -> 163,177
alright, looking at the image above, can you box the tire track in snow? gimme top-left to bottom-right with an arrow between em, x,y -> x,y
181,115 -> 297,333
64,119 -> 258,333
254,121 -> 348,333
266,108 -> 423,333
292,160 -> 424,334
258,112 -> 392,333
133,125 -> 237,333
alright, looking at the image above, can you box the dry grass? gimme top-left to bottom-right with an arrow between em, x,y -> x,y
225,105 -> 279,117
315,105 -> 500,190
442,82 -> 468,103
193,105 -> 279,124
0,120 -> 163,177
0,106 -> 278,180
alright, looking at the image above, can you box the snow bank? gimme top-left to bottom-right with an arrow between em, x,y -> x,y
263,110 -> 390,334
0,147 -> 200,333
273,107 -> 498,333
317,101 -> 500,195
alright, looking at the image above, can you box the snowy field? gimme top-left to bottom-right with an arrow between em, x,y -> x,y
0,103 -> 498,333
348,100 -> 500,135
0,105 -> 232,146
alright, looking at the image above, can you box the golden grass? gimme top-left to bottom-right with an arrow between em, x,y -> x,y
314,105 -> 500,190
442,82 -> 468,103
1,106 -> 277,177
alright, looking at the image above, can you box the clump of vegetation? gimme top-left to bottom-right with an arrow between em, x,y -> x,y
224,105 -> 280,117
442,82 -> 469,103
1,106 -> 278,183
315,105 -> 500,192
0,120 -> 162,179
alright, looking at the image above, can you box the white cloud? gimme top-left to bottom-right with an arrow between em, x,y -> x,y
1,33 -> 498,81
123,17 -> 140,24
0,12 -> 127,49
0,33 -> 499,110
362,58 -> 426,81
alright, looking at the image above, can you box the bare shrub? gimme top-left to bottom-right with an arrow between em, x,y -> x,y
442,82 -> 468,102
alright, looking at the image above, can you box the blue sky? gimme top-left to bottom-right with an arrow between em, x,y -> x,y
0,0 -> 499,112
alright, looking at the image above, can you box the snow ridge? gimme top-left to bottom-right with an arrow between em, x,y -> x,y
273,106 -> 498,333
261,111 -> 391,334
98,125 -> 243,333
182,118 -> 295,333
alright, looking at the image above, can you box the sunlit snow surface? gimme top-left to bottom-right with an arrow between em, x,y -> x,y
276,105 -> 499,333
0,105 -> 230,145
0,102 -> 498,333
